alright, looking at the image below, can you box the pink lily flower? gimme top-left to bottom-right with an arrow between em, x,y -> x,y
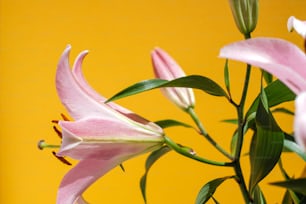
219,37 -> 306,151
151,47 -> 195,110
287,16 -> 306,39
55,45 -> 164,204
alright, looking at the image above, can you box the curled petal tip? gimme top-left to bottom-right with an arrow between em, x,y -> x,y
66,44 -> 72,50
287,16 -> 306,39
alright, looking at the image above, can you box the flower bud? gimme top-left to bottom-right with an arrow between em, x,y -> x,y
151,47 -> 195,110
228,0 -> 259,36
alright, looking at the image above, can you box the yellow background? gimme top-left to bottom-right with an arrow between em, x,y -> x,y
0,0 -> 305,203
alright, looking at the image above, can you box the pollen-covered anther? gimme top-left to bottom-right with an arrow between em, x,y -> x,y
53,125 -> 62,138
60,113 -> 70,121
52,151 -> 72,166
51,119 -> 59,124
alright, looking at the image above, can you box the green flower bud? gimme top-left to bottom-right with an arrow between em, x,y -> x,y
229,0 -> 259,36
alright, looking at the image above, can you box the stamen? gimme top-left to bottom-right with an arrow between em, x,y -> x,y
60,113 -> 70,121
52,151 -> 72,166
119,163 -> 125,172
51,120 -> 59,124
53,126 -> 62,138
37,140 -> 60,150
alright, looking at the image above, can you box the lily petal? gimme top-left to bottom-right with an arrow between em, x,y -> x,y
57,118 -> 164,160
219,37 -> 306,94
71,49 -> 162,129
287,16 -> 306,39
294,92 -> 306,151
151,47 -> 195,109
56,45 -> 119,120
57,158 -> 122,204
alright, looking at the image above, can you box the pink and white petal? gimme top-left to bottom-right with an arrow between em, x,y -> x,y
161,87 -> 194,109
71,49 -> 161,128
151,47 -> 186,80
288,16 -> 306,39
57,119 -> 163,159
71,50 -> 108,104
220,38 -> 306,94
152,48 -> 195,109
57,158 -> 122,204
56,45 -> 126,120
294,92 -> 306,151
74,196 -> 88,204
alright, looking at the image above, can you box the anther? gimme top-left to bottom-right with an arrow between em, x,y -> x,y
51,120 -> 59,124
53,126 -> 62,138
60,113 -> 70,121
52,151 -> 72,166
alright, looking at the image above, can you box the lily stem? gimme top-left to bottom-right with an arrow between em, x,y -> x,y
186,107 -> 234,160
233,63 -> 253,203
164,136 -> 234,167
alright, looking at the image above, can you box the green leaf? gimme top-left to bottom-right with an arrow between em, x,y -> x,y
223,59 -> 231,94
260,86 -> 269,112
140,146 -> 171,203
107,75 -> 229,102
154,119 -> 193,129
195,176 -> 233,204
246,79 -> 296,118
283,139 -> 306,161
272,107 -> 294,115
262,70 -> 273,85
270,178 -> 306,196
221,119 -> 238,124
282,190 -> 294,204
249,99 -> 284,193
253,186 -> 267,204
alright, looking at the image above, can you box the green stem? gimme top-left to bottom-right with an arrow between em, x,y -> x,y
230,33 -> 254,204
232,63 -> 253,203
186,107 -> 234,160
164,136 -> 233,167
235,64 -> 251,159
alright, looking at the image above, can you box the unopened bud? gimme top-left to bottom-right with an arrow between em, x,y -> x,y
229,0 -> 259,36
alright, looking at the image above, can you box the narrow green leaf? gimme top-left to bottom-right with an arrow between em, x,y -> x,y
154,119 -> 193,129
253,186 -> 267,204
221,119 -> 238,124
278,160 -> 302,204
195,176 -> 233,204
283,139 -> 306,161
249,99 -> 284,193
107,79 -> 167,102
107,75 -> 229,102
260,86 -> 269,112
223,59 -> 231,94
246,79 -> 296,118
270,178 -> 306,196
281,190 -> 295,204
140,146 -> 171,203
272,107 -> 294,115
262,70 -> 273,85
